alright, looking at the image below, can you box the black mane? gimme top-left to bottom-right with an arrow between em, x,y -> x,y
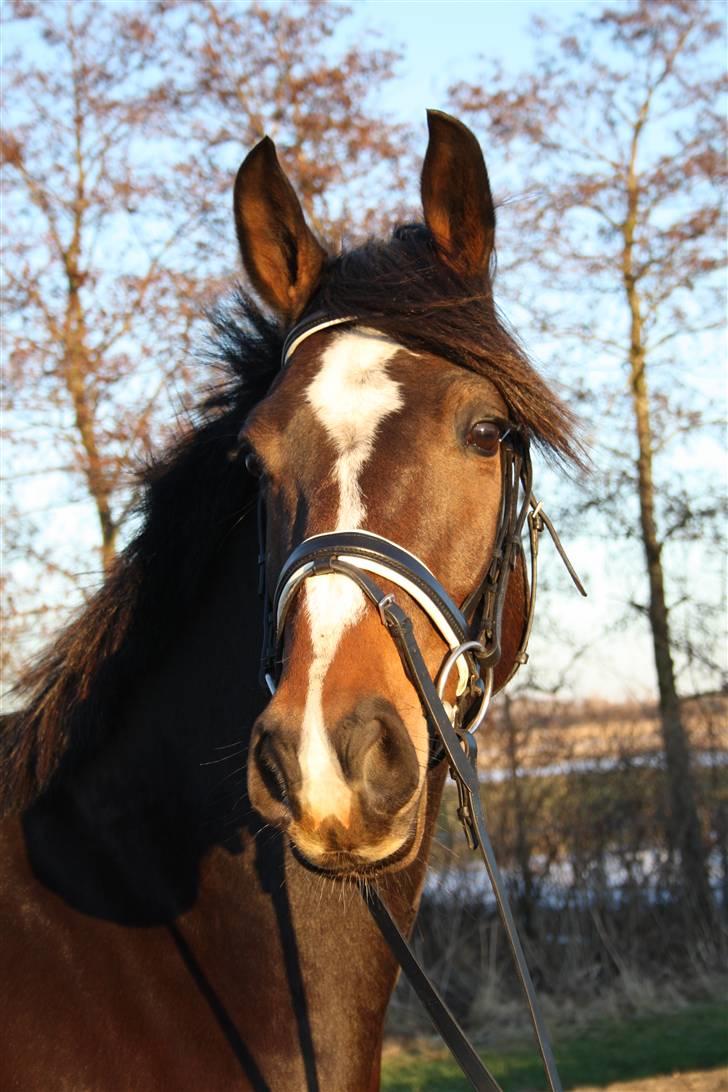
2,224 -> 580,814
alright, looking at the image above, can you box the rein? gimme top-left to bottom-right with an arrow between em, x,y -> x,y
255,315 -> 586,1092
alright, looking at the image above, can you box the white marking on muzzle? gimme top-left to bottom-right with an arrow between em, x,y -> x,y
298,330 -> 403,823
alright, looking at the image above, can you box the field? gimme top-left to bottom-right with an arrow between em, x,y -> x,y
381,1001 -> 728,1091
474,693 -> 727,774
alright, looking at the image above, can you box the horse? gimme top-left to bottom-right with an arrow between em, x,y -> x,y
0,111 -> 579,1091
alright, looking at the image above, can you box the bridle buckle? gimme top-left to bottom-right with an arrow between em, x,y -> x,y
461,670 -> 494,735
377,592 -> 395,626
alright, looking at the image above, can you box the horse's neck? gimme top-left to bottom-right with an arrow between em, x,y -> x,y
23,513 -> 267,924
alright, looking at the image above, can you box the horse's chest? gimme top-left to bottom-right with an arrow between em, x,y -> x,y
0,826 -> 382,1091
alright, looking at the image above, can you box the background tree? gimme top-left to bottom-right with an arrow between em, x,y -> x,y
450,0 -> 726,921
2,0 -> 194,573
170,0 -> 409,247
1,0 -> 406,693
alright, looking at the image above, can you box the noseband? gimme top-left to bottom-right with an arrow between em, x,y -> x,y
254,314 -> 585,1092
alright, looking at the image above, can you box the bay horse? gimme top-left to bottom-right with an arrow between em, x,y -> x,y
0,112 -> 579,1091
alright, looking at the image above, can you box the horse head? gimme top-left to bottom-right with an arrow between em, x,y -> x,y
237,112 -> 570,877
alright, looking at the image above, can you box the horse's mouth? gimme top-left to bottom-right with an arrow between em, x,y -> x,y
289,823 -> 420,879
287,788 -> 428,879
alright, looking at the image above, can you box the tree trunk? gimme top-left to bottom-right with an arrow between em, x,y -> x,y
63,74 -> 117,576
64,275 -> 117,574
622,139 -> 712,923
628,341 -> 712,920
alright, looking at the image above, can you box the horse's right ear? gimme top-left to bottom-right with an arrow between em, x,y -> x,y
234,137 -> 327,321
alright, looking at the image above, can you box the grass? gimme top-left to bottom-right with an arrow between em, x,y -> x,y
381,1000 -> 728,1091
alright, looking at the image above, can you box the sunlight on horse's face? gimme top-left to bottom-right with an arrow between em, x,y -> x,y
244,328 -> 507,875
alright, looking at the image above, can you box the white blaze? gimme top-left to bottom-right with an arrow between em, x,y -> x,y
298,330 -> 403,821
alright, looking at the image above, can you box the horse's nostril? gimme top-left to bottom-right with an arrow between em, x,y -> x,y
253,727 -> 299,812
336,699 -> 419,817
257,736 -> 287,804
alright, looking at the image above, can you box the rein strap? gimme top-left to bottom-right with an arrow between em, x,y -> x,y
326,560 -> 563,1092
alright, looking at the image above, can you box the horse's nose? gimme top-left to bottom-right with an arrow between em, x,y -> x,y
248,697 -> 421,832
333,697 -> 420,819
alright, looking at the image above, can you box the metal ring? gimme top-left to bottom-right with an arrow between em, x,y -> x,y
436,640 -> 485,701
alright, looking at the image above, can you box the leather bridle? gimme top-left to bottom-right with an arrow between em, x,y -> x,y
253,314 -> 586,1092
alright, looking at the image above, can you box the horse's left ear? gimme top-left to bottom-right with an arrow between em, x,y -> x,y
421,110 -> 496,280
234,136 -> 327,321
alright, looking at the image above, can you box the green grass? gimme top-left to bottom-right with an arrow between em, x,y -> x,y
381,1001 -> 728,1091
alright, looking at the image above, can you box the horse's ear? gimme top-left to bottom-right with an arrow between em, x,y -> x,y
234,137 -> 327,321
421,110 -> 495,280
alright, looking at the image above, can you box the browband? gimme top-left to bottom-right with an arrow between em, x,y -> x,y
281,313 -> 356,366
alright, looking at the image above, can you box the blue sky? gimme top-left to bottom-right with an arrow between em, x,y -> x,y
346,0 -> 545,118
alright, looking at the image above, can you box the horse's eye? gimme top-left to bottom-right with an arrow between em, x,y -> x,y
245,451 -> 264,478
466,420 -> 502,457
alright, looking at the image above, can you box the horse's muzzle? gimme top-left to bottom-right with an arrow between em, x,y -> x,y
247,695 -> 422,871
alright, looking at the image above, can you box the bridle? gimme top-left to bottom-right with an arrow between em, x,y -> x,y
253,314 -> 586,1092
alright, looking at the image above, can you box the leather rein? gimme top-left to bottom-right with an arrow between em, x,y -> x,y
253,314 -> 586,1092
